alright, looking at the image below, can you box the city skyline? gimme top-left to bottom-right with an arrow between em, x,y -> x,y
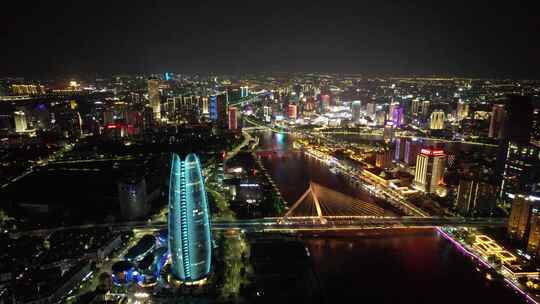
2,2 -> 540,302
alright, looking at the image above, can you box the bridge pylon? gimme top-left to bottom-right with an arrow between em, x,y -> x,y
282,182 -> 327,224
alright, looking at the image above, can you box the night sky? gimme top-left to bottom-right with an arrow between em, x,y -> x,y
1,1 -> 538,78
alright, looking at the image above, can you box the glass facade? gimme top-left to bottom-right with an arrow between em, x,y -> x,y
169,153 -> 212,283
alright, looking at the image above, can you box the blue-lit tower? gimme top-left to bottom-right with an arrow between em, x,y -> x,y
168,153 -> 212,284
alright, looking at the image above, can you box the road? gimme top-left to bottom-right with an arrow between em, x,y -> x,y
10,216 -> 506,237
224,130 -> 252,161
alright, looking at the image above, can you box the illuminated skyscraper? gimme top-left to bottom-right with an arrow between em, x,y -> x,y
500,142 -> 540,201
240,86 -> 249,98
489,104 -> 506,139
228,107 -> 238,130
14,110 -> 27,132
376,148 -> 392,169
288,104 -> 298,120
508,195 -> 532,241
404,140 -> 420,165
429,110 -> 445,130
217,93 -> 228,129
391,106 -> 404,126
456,101 -> 469,121
413,148 -> 446,193
375,110 -> 386,126
527,208 -> 540,256
169,153 -> 212,284
455,175 -> 496,216
351,100 -> 362,123
531,107 -> 540,147
200,96 -> 209,116
147,78 -> 161,120
383,122 -> 393,143
394,138 -> 406,162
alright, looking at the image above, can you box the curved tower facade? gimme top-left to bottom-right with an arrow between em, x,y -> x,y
168,153 -> 212,284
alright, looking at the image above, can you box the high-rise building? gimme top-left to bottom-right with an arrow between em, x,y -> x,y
508,195 -> 533,241
430,110 -> 445,130
455,176 -> 496,216
489,104 -> 506,139
421,100 -> 431,117
200,97 -> 209,116
413,148 -> 446,193
411,99 -> 421,115
531,107 -> 540,147
496,96 -> 535,200
168,153 -> 212,284
392,106 -> 404,126
394,138 -> 406,161
500,142 -> 540,201
147,78 -> 161,120
14,110 -> 27,132
366,102 -> 376,116
288,104 -> 298,120
228,107 -> 238,130
209,95 -> 218,121
351,100 -> 362,123
383,122 -> 394,143
376,148 -> 393,169
456,101 -> 469,121
404,140 -> 420,165
375,110 -> 386,126
240,86 -> 249,98
527,206 -> 540,256
263,106 -> 271,122
212,93 -> 228,129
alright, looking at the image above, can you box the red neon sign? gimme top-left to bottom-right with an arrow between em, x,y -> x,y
421,149 -> 445,156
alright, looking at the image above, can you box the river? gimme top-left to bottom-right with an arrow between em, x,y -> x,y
253,130 -> 526,304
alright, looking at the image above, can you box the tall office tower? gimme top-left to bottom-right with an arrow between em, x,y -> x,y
508,195 -> 532,240
216,93 -> 228,129
383,122 -> 394,143
497,96 -> 535,199
376,148 -> 393,169
200,96 -> 209,116
375,110 -> 386,126
366,102 -> 376,117
420,100 -> 431,117
531,107 -> 540,147
228,107 -> 238,130
392,106 -> 404,126
209,95 -> 218,121
500,142 -> 540,201
527,204 -> 540,256
351,100 -> 362,123
263,106 -> 271,122
147,78 -> 161,120
169,153 -> 212,284
240,86 -> 249,98
321,94 -> 331,112
489,104 -> 506,139
288,104 -> 298,120
456,101 -> 469,121
429,110 -> 445,130
14,110 -> 27,132
404,140 -> 420,165
117,176 -> 148,221
411,99 -> 421,115
394,138 -> 406,161
413,148 -> 446,193
455,176 -> 496,216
